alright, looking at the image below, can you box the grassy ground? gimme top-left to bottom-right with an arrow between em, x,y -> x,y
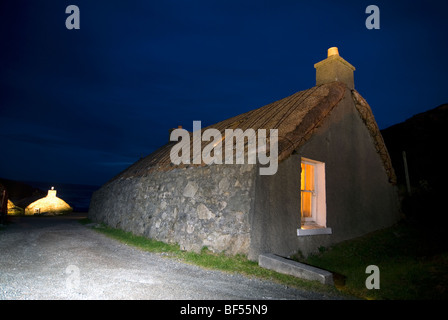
293,220 -> 448,300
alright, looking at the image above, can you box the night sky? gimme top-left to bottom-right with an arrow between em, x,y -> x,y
1,0 -> 447,186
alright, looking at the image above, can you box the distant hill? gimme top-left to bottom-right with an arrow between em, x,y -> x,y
381,103 -> 448,191
0,177 -> 46,206
381,104 -> 448,219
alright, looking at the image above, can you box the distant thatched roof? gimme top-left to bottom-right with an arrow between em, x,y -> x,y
25,189 -> 72,215
110,81 -> 396,184
7,199 -> 23,215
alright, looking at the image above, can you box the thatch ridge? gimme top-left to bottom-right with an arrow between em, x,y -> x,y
351,90 -> 397,184
107,81 -> 395,184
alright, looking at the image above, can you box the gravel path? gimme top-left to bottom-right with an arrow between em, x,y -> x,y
0,213 -> 345,300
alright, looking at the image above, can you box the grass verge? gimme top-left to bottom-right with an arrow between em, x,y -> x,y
81,218 -> 448,299
292,220 -> 448,300
79,218 -> 345,298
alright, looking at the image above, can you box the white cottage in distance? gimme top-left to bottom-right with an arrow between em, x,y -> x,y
25,187 -> 73,215
89,47 -> 400,260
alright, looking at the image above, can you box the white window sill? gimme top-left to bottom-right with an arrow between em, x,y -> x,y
297,227 -> 332,236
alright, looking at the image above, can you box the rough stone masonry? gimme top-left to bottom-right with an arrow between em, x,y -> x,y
89,163 -> 257,255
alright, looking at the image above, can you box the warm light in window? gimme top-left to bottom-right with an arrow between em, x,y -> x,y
298,158 -> 330,235
301,163 -> 315,218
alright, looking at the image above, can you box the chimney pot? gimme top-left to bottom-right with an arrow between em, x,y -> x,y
327,47 -> 339,57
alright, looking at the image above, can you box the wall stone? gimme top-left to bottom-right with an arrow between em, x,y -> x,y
88,164 -> 257,256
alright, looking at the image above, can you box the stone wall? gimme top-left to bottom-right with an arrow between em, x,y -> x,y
88,164 -> 257,255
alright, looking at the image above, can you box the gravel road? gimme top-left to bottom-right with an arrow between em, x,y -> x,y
0,213 -> 345,300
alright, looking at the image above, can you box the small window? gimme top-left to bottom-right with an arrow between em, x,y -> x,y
301,162 -> 315,222
298,158 -> 331,236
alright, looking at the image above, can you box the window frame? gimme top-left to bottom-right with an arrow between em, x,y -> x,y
300,160 -> 317,222
298,157 -> 332,236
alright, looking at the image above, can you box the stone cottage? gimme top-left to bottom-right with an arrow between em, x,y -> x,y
88,47 -> 400,260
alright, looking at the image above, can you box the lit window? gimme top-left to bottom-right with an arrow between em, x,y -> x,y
298,158 -> 332,236
301,162 -> 315,221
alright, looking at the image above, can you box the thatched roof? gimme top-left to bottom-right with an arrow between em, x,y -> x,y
24,189 -> 73,215
110,81 -> 396,184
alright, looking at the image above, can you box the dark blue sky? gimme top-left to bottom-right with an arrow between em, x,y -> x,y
1,0 -> 447,186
